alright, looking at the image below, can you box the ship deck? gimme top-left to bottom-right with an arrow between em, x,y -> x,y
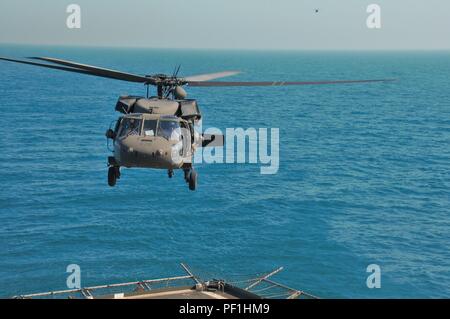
105,287 -> 237,299
13,263 -> 318,299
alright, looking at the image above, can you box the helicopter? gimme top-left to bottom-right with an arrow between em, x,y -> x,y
0,56 -> 393,190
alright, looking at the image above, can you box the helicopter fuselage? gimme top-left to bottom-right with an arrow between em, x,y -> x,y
110,113 -> 194,170
105,96 -> 202,189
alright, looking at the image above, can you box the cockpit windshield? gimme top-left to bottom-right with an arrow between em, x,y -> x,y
118,118 -> 142,137
158,120 -> 181,141
143,120 -> 157,137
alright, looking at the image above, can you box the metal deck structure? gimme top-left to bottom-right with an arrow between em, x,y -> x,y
13,264 -> 319,299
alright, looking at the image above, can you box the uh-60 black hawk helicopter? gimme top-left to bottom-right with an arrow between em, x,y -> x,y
0,56 -> 393,190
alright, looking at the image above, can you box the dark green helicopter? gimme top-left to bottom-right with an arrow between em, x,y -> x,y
0,56 -> 393,190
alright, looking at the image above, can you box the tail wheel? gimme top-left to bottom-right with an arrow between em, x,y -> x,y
188,169 -> 198,191
108,167 -> 117,187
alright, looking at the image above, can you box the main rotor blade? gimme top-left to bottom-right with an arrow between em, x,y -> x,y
0,57 -> 153,84
28,56 -> 153,84
187,78 -> 395,87
0,56 -> 108,77
184,71 -> 241,82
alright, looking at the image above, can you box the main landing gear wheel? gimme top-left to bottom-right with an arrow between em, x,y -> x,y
188,169 -> 198,191
108,166 -> 120,187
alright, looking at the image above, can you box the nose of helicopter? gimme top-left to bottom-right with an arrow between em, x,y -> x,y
154,148 -> 176,166
114,137 -> 181,169
152,148 -> 177,166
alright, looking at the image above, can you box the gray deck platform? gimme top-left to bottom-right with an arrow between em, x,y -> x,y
13,263 -> 318,299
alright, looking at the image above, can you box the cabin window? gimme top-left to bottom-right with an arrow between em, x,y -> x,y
118,118 -> 142,137
143,120 -> 158,137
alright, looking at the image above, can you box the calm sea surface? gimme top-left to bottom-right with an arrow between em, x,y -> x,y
0,45 -> 449,297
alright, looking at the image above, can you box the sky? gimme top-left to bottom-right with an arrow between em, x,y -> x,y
0,0 -> 449,50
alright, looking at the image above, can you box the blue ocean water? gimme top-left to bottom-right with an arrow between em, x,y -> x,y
0,45 -> 449,298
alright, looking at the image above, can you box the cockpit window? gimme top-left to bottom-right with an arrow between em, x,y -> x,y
143,120 -> 157,137
118,118 -> 142,137
158,120 -> 181,141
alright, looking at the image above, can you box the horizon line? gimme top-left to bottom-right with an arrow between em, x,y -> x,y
1,42 -> 450,53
